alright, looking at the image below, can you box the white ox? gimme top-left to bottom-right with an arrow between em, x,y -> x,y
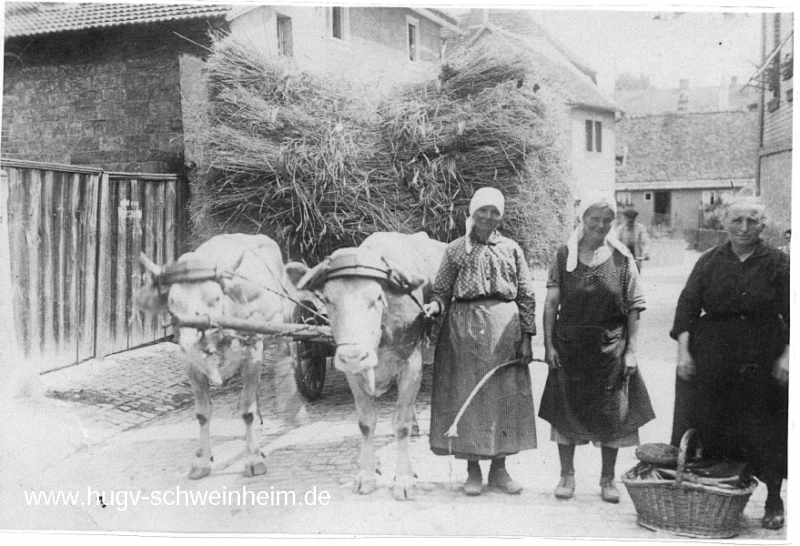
136,234 -> 293,480
285,232 -> 446,500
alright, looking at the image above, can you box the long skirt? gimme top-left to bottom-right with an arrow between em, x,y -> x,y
429,300 -> 537,459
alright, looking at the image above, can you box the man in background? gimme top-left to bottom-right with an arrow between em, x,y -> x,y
616,208 -> 650,271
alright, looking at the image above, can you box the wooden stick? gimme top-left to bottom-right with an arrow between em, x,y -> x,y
172,313 -> 334,344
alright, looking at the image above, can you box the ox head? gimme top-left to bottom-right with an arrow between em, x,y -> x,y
285,248 -> 425,396
136,251 -> 262,386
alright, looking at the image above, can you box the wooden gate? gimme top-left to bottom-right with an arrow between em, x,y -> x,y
95,172 -> 188,357
2,159 -> 188,372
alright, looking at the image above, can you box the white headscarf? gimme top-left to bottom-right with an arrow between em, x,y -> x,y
465,187 -> 505,254
566,192 -> 630,272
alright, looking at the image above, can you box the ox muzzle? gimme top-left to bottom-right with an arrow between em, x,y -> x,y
334,343 -> 379,395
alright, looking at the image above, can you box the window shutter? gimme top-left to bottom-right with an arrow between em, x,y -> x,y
585,120 -> 593,151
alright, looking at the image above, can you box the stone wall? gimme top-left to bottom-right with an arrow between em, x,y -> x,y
2,20 -> 224,173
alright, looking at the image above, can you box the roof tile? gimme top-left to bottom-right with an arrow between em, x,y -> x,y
616,110 -> 758,183
4,2 -> 231,38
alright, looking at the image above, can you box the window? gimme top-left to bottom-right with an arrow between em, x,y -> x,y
644,192 -> 652,201
277,15 -> 293,57
585,120 -> 602,152
329,7 -> 349,41
585,120 -> 593,151
595,121 -> 603,152
407,16 -> 419,62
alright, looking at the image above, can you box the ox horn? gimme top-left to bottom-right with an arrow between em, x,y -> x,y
297,258 -> 331,291
230,250 -> 246,272
139,252 -> 162,276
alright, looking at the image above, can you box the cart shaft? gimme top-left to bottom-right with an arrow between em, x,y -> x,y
172,313 -> 334,344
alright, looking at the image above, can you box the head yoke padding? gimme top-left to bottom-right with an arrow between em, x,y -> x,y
326,248 -> 391,283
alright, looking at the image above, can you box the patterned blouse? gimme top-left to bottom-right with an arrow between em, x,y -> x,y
546,243 -> 646,312
432,231 -> 537,334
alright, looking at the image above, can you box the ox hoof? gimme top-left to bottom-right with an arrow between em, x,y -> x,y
392,475 -> 417,501
244,461 -> 267,478
353,475 -> 377,495
188,466 -> 212,480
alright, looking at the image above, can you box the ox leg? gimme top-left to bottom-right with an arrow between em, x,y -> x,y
346,374 -> 378,495
188,365 -> 213,480
241,342 -> 267,478
392,350 -> 423,501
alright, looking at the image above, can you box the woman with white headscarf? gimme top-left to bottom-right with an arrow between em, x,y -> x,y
538,192 -> 655,503
424,187 -> 538,496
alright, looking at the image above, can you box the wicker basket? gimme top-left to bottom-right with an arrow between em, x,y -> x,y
622,429 -> 758,539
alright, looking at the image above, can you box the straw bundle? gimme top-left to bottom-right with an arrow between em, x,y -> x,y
192,35 -> 570,265
191,35 -> 413,261
381,43 -> 570,264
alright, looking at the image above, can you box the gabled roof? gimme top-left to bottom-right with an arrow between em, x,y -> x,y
412,8 -> 460,33
459,9 -> 597,81
616,110 -> 758,183
447,11 -> 619,113
3,2 -> 232,38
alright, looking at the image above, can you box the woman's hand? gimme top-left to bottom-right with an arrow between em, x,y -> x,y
676,352 -> 696,381
544,344 -> 560,371
676,332 -> 696,381
422,301 -> 441,318
516,334 -> 533,365
772,345 -> 790,385
623,350 -> 638,378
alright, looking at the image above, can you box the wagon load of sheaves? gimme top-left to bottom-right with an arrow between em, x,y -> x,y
192,34 -> 570,266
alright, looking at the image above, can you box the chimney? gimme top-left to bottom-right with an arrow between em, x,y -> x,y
718,75 -> 730,110
677,79 -> 689,112
481,9 -> 489,24
730,76 -> 738,87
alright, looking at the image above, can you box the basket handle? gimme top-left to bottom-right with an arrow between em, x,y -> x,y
674,428 -> 702,487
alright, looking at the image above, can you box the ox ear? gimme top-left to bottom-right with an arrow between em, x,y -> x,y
221,279 -> 262,305
383,258 -> 426,293
134,275 -> 170,316
295,259 -> 331,291
284,262 -> 310,288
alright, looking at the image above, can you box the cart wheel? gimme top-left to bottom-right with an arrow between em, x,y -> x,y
294,339 -> 327,401
293,301 -> 330,401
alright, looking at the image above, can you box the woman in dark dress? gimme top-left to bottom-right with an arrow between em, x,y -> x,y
670,197 -> 790,530
424,187 -> 538,496
539,193 -> 655,503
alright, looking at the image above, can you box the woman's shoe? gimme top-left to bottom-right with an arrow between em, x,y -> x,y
762,499 -> 785,530
600,476 -> 620,504
488,468 -> 523,494
554,474 -> 575,499
464,468 -> 483,496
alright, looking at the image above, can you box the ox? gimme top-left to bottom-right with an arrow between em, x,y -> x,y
136,234 -> 294,480
285,232 -> 446,500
